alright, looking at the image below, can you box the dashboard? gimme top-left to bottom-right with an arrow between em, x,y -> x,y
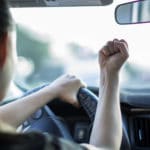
121,87 -> 150,150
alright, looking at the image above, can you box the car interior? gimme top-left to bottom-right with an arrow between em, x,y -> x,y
2,0 -> 150,150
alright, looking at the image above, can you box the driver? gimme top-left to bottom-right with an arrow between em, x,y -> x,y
0,0 -> 129,150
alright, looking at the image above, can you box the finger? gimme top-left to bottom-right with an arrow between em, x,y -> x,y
115,42 -> 129,59
113,39 -> 120,53
120,39 -> 128,48
119,42 -> 129,57
113,38 -> 119,41
101,45 -> 111,56
120,40 -> 129,55
106,41 -> 113,55
80,81 -> 87,88
67,74 -> 76,79
107,41 -> 115,54
76,78 -> 87,88
70,75 -> 76,79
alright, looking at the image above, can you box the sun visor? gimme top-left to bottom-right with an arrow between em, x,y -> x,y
8,0 -> 113,7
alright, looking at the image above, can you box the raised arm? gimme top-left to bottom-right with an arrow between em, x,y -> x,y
0,75 -> 85,128
90,39 -> 129,149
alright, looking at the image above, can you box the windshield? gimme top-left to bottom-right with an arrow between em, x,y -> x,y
10,0 -> 150,90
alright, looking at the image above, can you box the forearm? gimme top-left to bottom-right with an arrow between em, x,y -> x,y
90,73 -> 122,150
0,74 -> 85,129
0,85 -> 57,128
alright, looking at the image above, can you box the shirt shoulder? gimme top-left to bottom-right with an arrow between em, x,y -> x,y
44,133 -> 87,150
0,132 -> 88,150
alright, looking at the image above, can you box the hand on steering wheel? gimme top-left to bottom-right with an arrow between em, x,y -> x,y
46,74 -> 87,107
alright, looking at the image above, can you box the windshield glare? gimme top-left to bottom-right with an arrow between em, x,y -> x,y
10,0 -> 150,91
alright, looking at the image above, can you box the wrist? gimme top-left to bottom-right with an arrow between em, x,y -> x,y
43,84 -> 59,99
106,72 -> 119,83
99,72 -> 120,106
101,71 -> 119,86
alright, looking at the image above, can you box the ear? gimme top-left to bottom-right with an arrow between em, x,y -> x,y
0,32 -> 8,69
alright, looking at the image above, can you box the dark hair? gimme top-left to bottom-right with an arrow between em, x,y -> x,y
0,0 -> 13,37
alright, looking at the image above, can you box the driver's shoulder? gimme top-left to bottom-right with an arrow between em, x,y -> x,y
0,131 -> 111,150
0,131 -> 88,150
0,131 -> 46,150
44,133 -> 88,150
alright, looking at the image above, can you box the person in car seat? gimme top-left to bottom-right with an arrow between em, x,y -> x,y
0,0 -> 129,150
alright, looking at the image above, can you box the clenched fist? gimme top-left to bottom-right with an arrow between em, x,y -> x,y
99,39 -> 129,85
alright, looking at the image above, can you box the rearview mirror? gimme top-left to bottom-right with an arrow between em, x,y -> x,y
115,0 -> 150,25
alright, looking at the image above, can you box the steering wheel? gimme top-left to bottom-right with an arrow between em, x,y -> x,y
22,87 -> 131,150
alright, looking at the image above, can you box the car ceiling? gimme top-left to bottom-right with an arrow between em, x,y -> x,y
8,0 -> 113,7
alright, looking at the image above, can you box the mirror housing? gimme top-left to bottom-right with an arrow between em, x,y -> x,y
115,0 -> 150,25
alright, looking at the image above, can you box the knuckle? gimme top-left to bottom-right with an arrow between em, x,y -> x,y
103,45 -> 109,51
120,40 -> 128,48
107,41 -> 113,46
75,78 -> 81,84
76,78 -> 81,82
113,38 -> 119,41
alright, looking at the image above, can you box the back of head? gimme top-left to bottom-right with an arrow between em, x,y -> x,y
0,0 -> 15,101
0,0 -> 13,37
